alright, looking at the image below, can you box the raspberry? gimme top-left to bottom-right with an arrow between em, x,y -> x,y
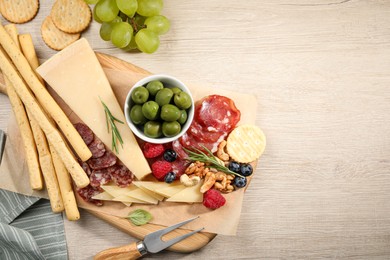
203,189 -> 226,209
143,143 -> 164,158
151,160 -> 172,181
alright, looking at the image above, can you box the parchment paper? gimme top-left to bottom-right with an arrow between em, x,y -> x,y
0,54 -> 257,236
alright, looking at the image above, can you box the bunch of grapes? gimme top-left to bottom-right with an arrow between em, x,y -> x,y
84,0 -> 170,53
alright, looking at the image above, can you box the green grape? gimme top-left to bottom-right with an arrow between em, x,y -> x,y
100,22 -> 113,41
84,0 -> 100,4
116,0 -> 137,18
93,4 -> 103,23
111,22 -> 134,48
99,17 -> 121,41
135,28 -> 159,53
144,15 -> 170,35
137,0 -> 163,17
121,33 -> 138,51
96,0 -> 119,22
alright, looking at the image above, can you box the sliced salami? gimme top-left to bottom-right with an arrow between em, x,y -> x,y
195,95 -> 240,133
80,161 -> 92,176
88,151 -> 117,170
109,164 -> 133,188
88,138 -> 106,158
76,185 -> 103,206
74,123 -> 94,145
90,168 -> 112,187
188,120 -> 225,143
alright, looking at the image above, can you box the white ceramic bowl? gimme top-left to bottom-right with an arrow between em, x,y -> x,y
124,74 -> 194,144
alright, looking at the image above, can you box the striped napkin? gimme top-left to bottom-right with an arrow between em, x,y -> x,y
0,189 -> 68,260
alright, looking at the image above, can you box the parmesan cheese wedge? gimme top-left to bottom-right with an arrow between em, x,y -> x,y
92,191 -> 114,201
165,181 -> 203,203
36,38 -> 151,180
155,182 -> 186,198
100,184 -> 137,198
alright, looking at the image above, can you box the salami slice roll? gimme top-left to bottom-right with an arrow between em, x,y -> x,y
109,164 -> 133,188
172,139 -> 188,159
88,138 -> 106,158
88,151 -> 117,170
171,159 -> 189,179
74,123 -> 94,145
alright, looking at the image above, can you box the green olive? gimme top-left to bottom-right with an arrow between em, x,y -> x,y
144,121 -> 162,138
146,80 -> 164,96
160,104 -> 181,122
131,86 -> 149,104
162,121 -> 181,137
141,101 -> 159,120
170,87 -> 182,95
177,109 -> 187,124
155,88 -> 173,106
174,91 -> 192,110
130,105 -> 147,125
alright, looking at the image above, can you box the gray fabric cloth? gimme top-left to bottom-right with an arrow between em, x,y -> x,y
0,189 -> 68,260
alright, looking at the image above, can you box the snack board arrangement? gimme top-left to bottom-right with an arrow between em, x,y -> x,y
0,21 -> 265,253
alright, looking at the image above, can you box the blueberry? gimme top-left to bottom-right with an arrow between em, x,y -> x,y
233,176 -> 247,188
240,163 -> 253,177
228,161 -> 241,173
164,171 -> 176,183
163,149 -> 177,162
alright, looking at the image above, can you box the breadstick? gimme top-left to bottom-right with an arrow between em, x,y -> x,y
3,24 -> 42,190
0,47 -> 90,188
18,34 -> 43,83
0,22 -> 91,162
13,29 -> 64,213
19,33 -> 78,219
50,143 -> 80,220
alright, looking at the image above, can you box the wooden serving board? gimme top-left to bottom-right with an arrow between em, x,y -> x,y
86,53 -> 217,253
0,52 -> 257,253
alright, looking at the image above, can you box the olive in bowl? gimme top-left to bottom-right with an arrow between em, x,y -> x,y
124,74 -> 194,144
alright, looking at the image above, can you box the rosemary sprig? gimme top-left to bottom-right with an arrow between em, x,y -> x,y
100,98 -> 124,154
184,146 -> 244,178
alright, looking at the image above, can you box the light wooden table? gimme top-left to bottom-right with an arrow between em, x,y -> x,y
1,0 -> 390,259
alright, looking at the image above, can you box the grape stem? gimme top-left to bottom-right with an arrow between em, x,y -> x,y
130,17 -> 145,33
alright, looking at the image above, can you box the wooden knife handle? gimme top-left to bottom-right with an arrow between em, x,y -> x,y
94,242 -> 144,260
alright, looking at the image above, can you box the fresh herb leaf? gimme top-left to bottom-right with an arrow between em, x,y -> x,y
184,146 -> 244,178
100,97 -> 124,154
126,209 -> 153,226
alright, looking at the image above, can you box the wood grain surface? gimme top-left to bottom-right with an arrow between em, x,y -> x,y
1,0 -> 390,259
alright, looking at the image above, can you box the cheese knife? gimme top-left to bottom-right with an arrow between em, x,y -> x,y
94,216 -> 204,260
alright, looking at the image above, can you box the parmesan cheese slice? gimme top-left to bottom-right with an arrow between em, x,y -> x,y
36,38 -> 151,180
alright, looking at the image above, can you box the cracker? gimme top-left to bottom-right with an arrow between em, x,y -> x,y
50,0 -> 91,34
226,125 -> 266,163
41,16 -> 80,51
0,0 -> 39,24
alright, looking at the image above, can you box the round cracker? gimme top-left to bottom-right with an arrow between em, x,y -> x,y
41,16 -> 80,51
50,0 -> 91,34
0,0 -> 39,24
226,125 -> 266,163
